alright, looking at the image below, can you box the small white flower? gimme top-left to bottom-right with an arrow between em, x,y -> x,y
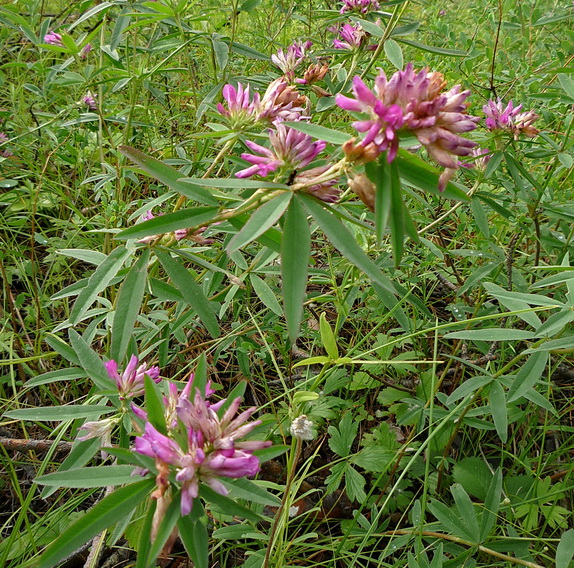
290,415 -> 315,440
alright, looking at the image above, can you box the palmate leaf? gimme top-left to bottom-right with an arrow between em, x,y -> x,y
281,195 -> 310,344
35,478 -> 154,568
119,146 -> 218,205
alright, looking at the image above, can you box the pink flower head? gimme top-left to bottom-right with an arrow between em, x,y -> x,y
461,147 -> 491,170
236,123 -> 326,179
337,64 -> 479,184
293,165 -> 341,203
0,132 -> 12,158
44,31 -> 63,46
483,98 -> 539,138
217,83 -> 261,130
80,43 -> 92,58
134,381 -> 271,516
271,40 -> 312,74
333,23 -> 369,50
105,355 -> 161,399
258,78 -> 308,123
340,0 -> 380,13
83,91 -> 97,111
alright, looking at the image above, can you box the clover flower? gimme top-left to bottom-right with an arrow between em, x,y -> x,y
136,210 -> 213,245
78,416 -> 118,457
258,78 -> 308,122
483,98 -> 539,138
461,147 -> 491,170
290,415 -> 315,440
80,43 -> 92,58
83,91 -> 97,111
336,64 -> 479,187
333,23 -> 370,50
134,379 -> 271,515
236,123 -> 326,179
271,40 -> 312,74
44,31 -> 63,46
0,132 -> 12,158
340,0 -> 380,13
293,166 -> 341,203
217,83 -> 262,130
105,355 -> 161,399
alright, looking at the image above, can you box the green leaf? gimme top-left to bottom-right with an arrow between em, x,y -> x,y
142,495 -> 180,568
489,381 -> 507,442
328,412 -> 358,458
212,38 -> 229,71
397,38 -> 467,56
281,195 -> 310,344
227,192 -> 291,253
181,177 -> 287,189
480,469 -> 502,542
444,329 -> 536,341
301,194 -> 392,289
70,246 -> 131,324
453,457 -> 494,501
249,274 -> 282,316
35,478 -> 154,568
25,368 -> 87,387
320,312 -> 339,360
69,329 -> 116,391
452,483 -> 480,541
119,146 -> 218,205
483,282 -> 563,308
144,374 -> 168,435
345,466 -> 366,503
427,500 -> 475,542
178,502 -> 209,568
57,248 -> 107,266
395,150 -> 469,201
281,122 -> 349,145
199,485 -> 263,521
526,335 -> 574,353
192,352 -> 208,398
365,155 -> 391,243
384,39 -> 403,69
155,249 -> 220,337
222,477 -> 282,507
35,465 -> 139,488
111,249 -> 149,362
388,159 -> 404,266
116,207 -> 219,240
556,529 -> 574,568
3,405 -> 114,421
507,351 -> 548,403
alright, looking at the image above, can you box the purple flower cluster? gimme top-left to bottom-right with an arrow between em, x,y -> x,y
483,99 -> 539,138
236,123 -> 326,179
336,64 -> 480,187
271,40 -> 312,75
340,0 -> 380,13
0,132 -> 12,158
83,91 -> 97,111
44,31 -> 63,46
105,355 -> 161,400
133,378 -> 271,515
333,23 -> 371,50
217,79 -> 307,131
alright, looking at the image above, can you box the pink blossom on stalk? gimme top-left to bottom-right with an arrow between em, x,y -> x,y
483,98 -> 539,138
271,40 -> 312,74
0,132 -> 12,158
235,123 -> 326,179
340,0 -> 380,13
333,23 -> 369,50
336,64 -> 480,187
133,380 -> 271,515
258,78 -> 308,122
80,43 -> 92,58
293,166 -> 341,203
461,147 -> 491,170
83,91 -> 97,111
217,83 -> 261,130
105,355 -> 161,399
44,31 -> 63,46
